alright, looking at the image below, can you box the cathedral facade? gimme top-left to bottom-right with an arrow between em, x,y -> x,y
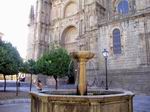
27,0 -> 150,95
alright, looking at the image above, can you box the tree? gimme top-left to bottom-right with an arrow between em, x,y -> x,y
0,41 -> 22,91
37,47 -> 71,89
20,59 -> 38,91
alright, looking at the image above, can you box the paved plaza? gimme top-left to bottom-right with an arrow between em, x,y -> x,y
133,95 -> 150,112
0,103 -> 30,112
0,81 -> 150,112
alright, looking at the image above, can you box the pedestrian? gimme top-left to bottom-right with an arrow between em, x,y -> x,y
34,80 -> 43,92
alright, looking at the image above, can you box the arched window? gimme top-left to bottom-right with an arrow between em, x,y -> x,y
113,29 -> 121,54
117,0 -> 129,14
64,26 -> 77,43
64,2 -> 77,17
61,26 -> 78,52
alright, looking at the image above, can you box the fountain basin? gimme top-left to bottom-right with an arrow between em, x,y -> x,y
71,51 -> 94,61
30,90 -> 134,112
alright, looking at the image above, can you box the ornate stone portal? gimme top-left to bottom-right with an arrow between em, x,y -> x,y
71,51 -> 94,95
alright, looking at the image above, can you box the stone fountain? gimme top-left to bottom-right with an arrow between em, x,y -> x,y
30,51 -> 134,112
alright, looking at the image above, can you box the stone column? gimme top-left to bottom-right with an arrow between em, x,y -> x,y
71,51 -> 94,95
78,58 -> 87,95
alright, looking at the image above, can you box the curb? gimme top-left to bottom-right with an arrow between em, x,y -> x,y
0,99 -> 31,105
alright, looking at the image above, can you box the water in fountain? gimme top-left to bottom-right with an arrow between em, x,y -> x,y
67,59 -> 74,83
68,58 -> 101,89
87,60 -> 99,87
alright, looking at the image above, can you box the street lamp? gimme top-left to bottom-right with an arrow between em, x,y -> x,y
102,49 -> 109,90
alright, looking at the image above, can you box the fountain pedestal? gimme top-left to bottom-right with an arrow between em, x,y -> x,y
30,51 -> 134,112
71,51 -> 94,95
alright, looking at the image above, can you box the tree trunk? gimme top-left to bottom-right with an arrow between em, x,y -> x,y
16,74 -> 19,96
3,74 -> 6,92
30,74 -> 33,91
54,76 -> 58,89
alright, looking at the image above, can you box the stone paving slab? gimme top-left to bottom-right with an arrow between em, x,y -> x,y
0,90 -> 30,100
0,80 -> 30,87
0,99 -> 31,105
133,95 -> 150,112
0,103 -> 30,112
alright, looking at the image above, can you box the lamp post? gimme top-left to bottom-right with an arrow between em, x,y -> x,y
102,49 -> 109,90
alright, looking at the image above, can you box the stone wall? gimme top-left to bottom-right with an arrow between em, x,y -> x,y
86,67 -> 150,95
98,15 -> 150,69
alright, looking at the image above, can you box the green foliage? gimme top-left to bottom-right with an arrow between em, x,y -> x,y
0,41 -> 22,75
20,59 -> 38,74
0,41 -> 22,92
20,59 -> 38,91
19,61 -> 28,73
37,47 -> 71,78
37,47 -> 72,89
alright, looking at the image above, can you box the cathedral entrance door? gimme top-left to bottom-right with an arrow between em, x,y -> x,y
61,26 -> 78,84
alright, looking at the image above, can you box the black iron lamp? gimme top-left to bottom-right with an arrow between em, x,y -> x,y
102,49 -> 109,90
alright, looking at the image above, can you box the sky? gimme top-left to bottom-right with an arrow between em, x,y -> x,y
0,0 -> 36,59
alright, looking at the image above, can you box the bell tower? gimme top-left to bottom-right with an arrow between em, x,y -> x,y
26,5 -> 35,60
27,0 -> 52,60
33,0 -> 51,60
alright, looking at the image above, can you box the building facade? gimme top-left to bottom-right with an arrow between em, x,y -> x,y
27,0 -> 150,95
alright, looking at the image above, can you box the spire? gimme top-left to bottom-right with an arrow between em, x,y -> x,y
29,5 -> 34,24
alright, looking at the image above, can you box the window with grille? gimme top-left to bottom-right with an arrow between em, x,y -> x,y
113,29 -> 121,54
